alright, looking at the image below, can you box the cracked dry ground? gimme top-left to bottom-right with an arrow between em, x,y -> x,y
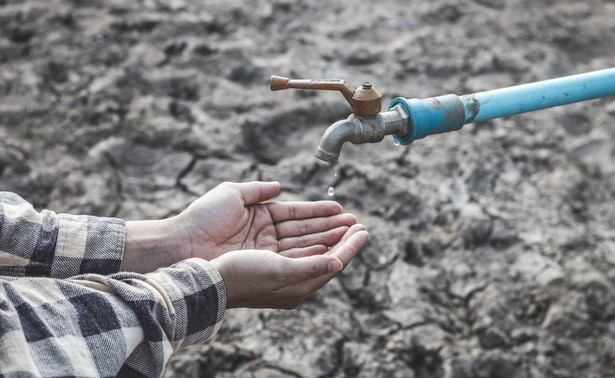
2,0 -> 615,377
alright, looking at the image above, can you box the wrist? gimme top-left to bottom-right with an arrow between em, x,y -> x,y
121,216 -> 190,273
208,257 -> 231,308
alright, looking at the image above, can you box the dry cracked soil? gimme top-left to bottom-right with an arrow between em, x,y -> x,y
1,0 -> 615,377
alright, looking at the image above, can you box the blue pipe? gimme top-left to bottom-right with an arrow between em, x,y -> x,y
390,68 -> 615,145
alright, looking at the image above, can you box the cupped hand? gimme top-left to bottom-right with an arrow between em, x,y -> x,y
210,224 -> 369,309
176,181 -> 358,261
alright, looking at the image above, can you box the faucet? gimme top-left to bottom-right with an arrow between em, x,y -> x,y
271,68 -> 615,164
270,76 -> 410,164
313,109 -> 409,163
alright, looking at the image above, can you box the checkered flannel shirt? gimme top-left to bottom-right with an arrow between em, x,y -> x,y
0,192 -> 226,377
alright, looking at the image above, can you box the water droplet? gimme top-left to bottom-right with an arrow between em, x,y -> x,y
328,187 -> 335,196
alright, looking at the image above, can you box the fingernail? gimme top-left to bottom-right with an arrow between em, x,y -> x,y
328,259 -> 343,273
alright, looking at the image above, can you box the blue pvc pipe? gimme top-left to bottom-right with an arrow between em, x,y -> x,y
390,68 -> 615,145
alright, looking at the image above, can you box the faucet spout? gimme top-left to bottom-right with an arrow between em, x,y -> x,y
315,117 -> 357,164
315,105 -> 410,164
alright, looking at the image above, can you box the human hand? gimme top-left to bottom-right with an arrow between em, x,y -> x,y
210,224 -> 369,309
122,181 -> 358,274
176,181 -> 358,261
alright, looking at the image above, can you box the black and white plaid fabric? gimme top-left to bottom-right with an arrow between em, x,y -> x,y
0,192 -> 226,377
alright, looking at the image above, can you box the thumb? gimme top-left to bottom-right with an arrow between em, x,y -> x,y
283,254 -> 343,283
231,181 -> 281,205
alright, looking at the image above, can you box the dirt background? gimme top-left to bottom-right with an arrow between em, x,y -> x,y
2,0 -> 615,377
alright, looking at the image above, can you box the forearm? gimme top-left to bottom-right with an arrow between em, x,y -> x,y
0,258 -> 226,377
121,216 -> 191,273
0,192 -> 124,278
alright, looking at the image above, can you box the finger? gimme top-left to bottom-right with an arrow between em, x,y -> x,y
281,254 -> 342,284
225,181 -> 281,205
275,213 -> 357,239
278,245 -> 328,258
326,223 -> 367,252
328,229 -> 370,267
266,201 -> 342,223
278,226 -> 349,251
297,229 -> 370,295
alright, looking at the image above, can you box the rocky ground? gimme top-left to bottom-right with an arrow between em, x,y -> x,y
2,0 -> 615,377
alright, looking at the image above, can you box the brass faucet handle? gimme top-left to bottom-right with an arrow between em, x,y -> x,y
269,75 -> 382,116
270,76 -> 354,101
269,75 -> 292,91
270,75 -> 347,90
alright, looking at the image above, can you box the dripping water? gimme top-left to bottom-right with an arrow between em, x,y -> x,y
327,164 -> 339,197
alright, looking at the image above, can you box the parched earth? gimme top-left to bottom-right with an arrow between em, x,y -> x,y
2,0 -> 615,377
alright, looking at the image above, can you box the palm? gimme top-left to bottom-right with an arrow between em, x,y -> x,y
188,199 -> 279,255
178,182 -> 357,261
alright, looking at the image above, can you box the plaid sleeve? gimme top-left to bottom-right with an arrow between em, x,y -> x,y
0,191 -> 125,278
0,258 -> 226,378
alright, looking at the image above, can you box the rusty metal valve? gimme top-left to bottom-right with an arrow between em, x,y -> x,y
270,76 -> 382,116
270,75 -> 410,164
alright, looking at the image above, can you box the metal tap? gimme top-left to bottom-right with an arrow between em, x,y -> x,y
270,76 -> 410,164
272,68 -> 615,164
